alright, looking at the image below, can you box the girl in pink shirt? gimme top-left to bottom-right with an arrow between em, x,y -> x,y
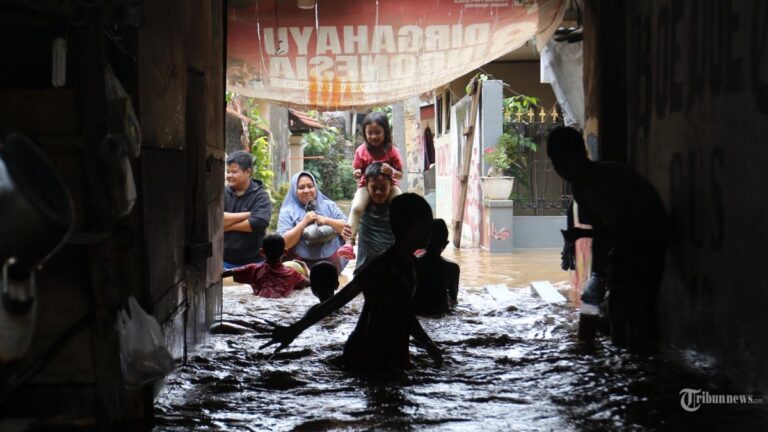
337,111 -> 403,260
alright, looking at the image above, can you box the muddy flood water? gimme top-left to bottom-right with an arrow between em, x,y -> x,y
155,249 -> 768,431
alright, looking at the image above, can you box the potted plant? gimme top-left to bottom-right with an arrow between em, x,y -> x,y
496,131 -> 537,187
481,146 -> 515,200
494,94 -> 540,197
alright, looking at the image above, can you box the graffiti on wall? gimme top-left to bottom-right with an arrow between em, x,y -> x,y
623,0 -> 768,337
434,134 -> 453,226
403,100 -> 425,195
449,97 -> 482,247
629,0 -> 768,139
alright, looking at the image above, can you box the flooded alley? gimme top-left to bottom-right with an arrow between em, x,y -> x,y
154,250 -> 768,431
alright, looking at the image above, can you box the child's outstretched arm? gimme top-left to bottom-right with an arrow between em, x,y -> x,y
409,315 -> 443,366
260,278 -> 363,353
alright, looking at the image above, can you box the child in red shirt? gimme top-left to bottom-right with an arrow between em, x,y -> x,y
337,111 -> 403,260
222,234 -> 309,298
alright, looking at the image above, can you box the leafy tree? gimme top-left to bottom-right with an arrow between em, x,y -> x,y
498,95 -> 540,188
502,95 -> 540,126
496,131 -> 537,188
302,127 -> 356,200
370,106 -> 393,126
242,104 -> 273,190
268,182 -> 289,232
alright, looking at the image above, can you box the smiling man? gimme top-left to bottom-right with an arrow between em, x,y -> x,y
351,162 -> 396,274
223,150 -> 272,269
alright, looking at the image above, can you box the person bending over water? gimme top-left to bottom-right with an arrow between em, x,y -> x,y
547,126 -> 669,353
261,193 -> 443,372
413,219 -> 460,316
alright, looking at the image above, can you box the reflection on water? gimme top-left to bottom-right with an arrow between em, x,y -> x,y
155,249 -> 768,431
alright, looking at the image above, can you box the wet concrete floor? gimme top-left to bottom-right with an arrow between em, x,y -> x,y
155,248 -> 768,431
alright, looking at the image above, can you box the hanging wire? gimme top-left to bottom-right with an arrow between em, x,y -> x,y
254,0 -> 269,94
476,67 -> 527,97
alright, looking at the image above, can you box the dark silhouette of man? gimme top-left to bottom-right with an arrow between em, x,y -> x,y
547,126 -> 670,353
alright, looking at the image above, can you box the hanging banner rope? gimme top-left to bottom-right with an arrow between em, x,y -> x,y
227,0 -> 565,109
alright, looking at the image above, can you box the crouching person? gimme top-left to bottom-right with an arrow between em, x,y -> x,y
261,194 -> 443,372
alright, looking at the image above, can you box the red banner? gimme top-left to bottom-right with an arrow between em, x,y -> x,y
228,0 -> 564,109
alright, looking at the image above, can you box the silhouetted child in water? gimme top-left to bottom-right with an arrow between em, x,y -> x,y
261,193 -> 443,372
222,234 -> 309,298
309,261 -> 339,303
413,219 -> 460,316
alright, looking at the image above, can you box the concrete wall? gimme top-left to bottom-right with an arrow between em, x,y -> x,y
450,61 -> 557,110
512,216 -> 566,249
269,105 -> 291,185
590,0 -> 768,392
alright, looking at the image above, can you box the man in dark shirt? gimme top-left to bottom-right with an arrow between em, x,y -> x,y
223,150 -> 272,269
547,127 -> 670,353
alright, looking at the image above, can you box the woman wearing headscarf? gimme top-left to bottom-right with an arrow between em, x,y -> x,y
277,171 -> 349,271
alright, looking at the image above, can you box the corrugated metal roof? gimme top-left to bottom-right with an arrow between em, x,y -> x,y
288,108 -> 326,131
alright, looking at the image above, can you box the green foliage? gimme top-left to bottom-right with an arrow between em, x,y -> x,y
466,73 -> 489,95
302,127 -> 356,200
233,100 -> 272,190
497,94 -> 540,189
496,131 -> 538,187
246,105 -> 269,130
248,125 -> 273,190
303,127 -> 339,154
502,95 -> 541,124
370,106 -> 393,125
483,147 -> 512,174
337,163 -> 358,199
268,182 -> 289,232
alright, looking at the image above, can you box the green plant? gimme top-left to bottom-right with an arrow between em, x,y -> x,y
502,95 -> 540,124
248,124 -> 274,190
495,131 -> 538,187
302,127 -> 356,200
465,73 -> 489,95
370,106 -> 393,125
337,163 -> 358,199
303,127 -> 338,154
268,182 -> 289,232
483,147 -> 511,176
497,93 -> 541,188
226,94 -> 275,189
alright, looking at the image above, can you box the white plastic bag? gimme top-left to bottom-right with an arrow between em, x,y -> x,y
105,64 -> 141,157
116,296 -> 175,388
100,133 -> 136,217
